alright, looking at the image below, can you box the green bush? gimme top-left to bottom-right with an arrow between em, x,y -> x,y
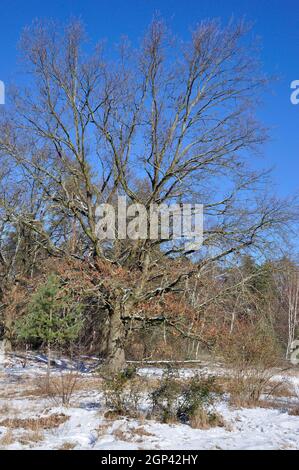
150,367 -> 182,423
178,374 -> 221,423
151,368 -> 222,426
102,367 -> 145,418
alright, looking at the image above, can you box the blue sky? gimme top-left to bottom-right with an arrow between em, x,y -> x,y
0,0 -> 298,198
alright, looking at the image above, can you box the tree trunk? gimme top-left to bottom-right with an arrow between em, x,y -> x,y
47,342 -> 51,389
0,286 -> 13,353
0,340 -> 5,369
3,313 -> 12,353
105,303 -> 126,373
97,312 -> 110,358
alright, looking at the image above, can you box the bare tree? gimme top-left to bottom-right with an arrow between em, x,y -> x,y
286,271 -> 299,358
0,18 -> 296,371
275,259 -> 299,358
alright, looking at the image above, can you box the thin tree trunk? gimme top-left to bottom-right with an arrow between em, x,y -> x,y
286,273 -> 299,358
47,342 -> 51,390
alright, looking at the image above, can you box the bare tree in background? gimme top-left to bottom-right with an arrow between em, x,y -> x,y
275,260 -> 299,358
0,18 -> 296,371
286,271 -> 299,358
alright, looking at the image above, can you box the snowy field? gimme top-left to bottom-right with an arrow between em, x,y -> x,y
0,355 -> 298,450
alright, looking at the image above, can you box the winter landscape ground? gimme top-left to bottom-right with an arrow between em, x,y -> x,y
0,356 -> 298,450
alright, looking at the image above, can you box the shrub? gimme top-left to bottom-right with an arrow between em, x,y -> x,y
36,370 -> 81,406
150,367 -> 182,423
151,368 -> 223,427
178,374 -> 222,426
102,367 -> 145,418
219,320 -> 281,406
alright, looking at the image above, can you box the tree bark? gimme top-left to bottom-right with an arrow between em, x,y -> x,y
0,285 -> 13,353
105,303 -> 126,373
3,312 -> 13,353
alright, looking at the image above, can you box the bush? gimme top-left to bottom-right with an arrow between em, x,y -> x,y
150,367 -> 182,423
178,374 -> 222,425
36,370 -> 81,406
151,367 -> 223,427
219,321 -> 281,406
102,367 -> 145,418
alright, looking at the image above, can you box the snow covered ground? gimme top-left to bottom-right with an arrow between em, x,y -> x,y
0,355 -> 298,450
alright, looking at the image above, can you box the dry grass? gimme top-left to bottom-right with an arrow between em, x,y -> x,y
265,380 -> 294,398
15,374 -> 102,400
97,421 -> 154,443
0,372 -> 91,401
189,408 -> 210,429
219,376 -> 299,415
220,372 -> 276,408
113,428 -> 130,442
18,429 -> 44,445
258,399 -> 299,416
257,398 -> 286,410
216,373 -> 296,409
288,406 -> 299,416
0,413 -> 69,430
96,422 -> 110,437
132,426 -> 154,438
58,441 -> 77,450
0,402 -> 13,415
104,409 -> 125,420
189,408 -> 225,429
0,429 -> 15,446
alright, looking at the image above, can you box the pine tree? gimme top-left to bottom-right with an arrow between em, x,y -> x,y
15,274 -> 83,381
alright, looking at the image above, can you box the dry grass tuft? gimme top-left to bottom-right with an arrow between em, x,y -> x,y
104,409 -> 124,420
58,441 -> 77,450
189,408 -> 225,429
132,426 -> 154,438
0,402 -> 13,415
113,426 -> 131,442
0,429 -> 15,446
97,422 -> 110,437
288,406 -> 299,416
18,429 -> 44,445
0,413 -> 69,430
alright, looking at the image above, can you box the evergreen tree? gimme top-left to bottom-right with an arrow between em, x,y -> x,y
15,274 -> 83,380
